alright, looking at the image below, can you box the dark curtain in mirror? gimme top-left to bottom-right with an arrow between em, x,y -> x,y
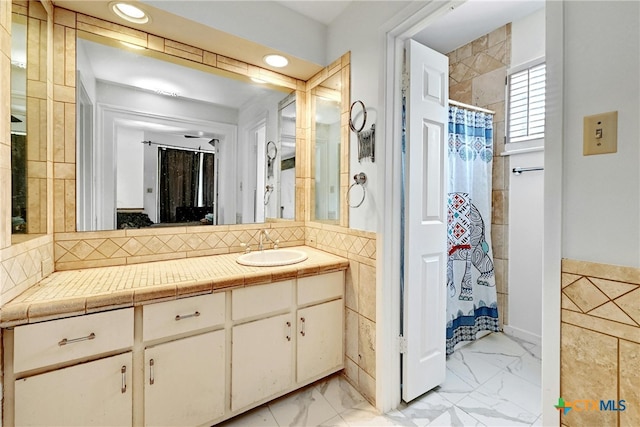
159,148 -> 199,223
202,153 -> 215,208
11,134 -> 27,233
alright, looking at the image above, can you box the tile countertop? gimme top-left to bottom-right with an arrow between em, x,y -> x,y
0,246 -> 349,327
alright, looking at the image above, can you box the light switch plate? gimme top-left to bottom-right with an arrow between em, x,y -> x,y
583,111 -> 618,155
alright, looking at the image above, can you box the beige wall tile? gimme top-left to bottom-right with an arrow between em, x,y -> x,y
358,314 -> 375,378
358,263 -> 376,322
561,323 -> 618,427
562,309 -> 640,344
345,260 -> 359,311
563,278 -> 609,312
358,368 -> 376,405
620,340 -> 640,427
345,307 -> 358,362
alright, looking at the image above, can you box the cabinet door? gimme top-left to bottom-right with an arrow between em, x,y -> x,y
144,330 -> 225,427
297,299 -> 344,382
15,352 -> 132,426
231,313 -> 293,411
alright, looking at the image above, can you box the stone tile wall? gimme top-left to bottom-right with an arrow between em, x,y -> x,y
561,259 -> 640,427
446,24 -> 511,327
306,222 -> 377,404
54,222 -> 306,270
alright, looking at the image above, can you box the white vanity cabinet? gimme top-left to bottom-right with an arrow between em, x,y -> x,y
4,265 -> 347,426
142,293 -> 226,427
12,308 -> 135,427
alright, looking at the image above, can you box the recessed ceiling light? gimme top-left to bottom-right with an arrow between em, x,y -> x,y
111,2 -> 149,24
263,54 -> 288,68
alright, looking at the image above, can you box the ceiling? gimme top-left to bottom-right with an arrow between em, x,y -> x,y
274,1 -> 352,25
413,0 -> 544,54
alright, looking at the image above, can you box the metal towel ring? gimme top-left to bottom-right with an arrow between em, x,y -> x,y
347,172 -> 367,208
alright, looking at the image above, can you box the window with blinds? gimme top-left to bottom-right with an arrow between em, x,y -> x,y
507,63 -> 546,142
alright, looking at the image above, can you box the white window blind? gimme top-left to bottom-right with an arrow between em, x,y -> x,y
508,63 -> 546,142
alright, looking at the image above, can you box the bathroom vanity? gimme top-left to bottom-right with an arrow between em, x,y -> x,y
1,247 -> 347,426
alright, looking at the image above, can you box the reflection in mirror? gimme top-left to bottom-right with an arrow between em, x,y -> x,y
275,93 -> 296,219
76,34 -> 295,231
312,72 -> 342,223
10,14 -> 27,234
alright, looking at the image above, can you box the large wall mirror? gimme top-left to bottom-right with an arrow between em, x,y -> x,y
76,32 -> 297,231
10,2 -> 48,241
309,56 -> 349,226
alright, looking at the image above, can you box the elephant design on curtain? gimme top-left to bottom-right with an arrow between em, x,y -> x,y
447,192 -> 495,301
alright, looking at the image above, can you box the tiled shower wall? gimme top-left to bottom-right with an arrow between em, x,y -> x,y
306,222 -> 377,405
560,259 -> 640,427
446,24 -> 511,327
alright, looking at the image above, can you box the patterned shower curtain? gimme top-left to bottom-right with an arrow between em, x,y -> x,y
446,105 -> 500,355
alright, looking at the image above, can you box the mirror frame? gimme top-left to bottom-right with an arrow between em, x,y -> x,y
53,8 -> 307,234
10,1 -> 49,242
305,53 -> 351,227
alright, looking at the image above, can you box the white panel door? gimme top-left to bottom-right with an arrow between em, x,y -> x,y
15,352 -> 132,426
144,331 -> 225,427
402,39 -> 448,402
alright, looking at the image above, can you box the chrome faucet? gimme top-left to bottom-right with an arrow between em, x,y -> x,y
258,229 -> 279,251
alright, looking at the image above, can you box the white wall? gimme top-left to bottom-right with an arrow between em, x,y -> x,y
116,127 -> 144,209
327,2 -> 411,232
142,0 -> 327,66
96,81 -> 238,125
510,7 -> 545,69
562,1 -> 640,267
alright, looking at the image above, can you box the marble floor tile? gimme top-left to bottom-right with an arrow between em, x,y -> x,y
459,333 -> 529,370
216,405 -> 279,427
474,370 -> 541,416
426,405 -> 487,427
435,367 -> 479,404
505,350 -> 542,387
531,415 -> 543,426
318,415 -> 349,427
315,375 -> 367,415
268,386 -> 339,427
447,347 -> 503,385
397,389 -> 454,427
457,392 -> 538,426
340,402 -> 417,427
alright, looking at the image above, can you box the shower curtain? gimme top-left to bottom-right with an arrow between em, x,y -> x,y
446,105 -> 500,355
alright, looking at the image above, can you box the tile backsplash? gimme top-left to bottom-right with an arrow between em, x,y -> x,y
560,259 -> 640,427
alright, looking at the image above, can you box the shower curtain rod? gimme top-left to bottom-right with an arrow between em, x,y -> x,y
448,99 -> 495,115
141,140 -> 215,154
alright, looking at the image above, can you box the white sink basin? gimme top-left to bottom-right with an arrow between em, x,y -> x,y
236,249 -> 308,267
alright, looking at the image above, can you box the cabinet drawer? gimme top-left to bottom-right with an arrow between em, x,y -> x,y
297,271 -> 344,306
143,293 -> 225,342
232,280 -> 292,321
14,308 -> 134,374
